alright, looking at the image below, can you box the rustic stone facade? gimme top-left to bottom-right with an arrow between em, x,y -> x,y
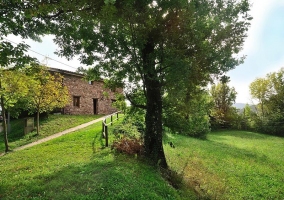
49,68 -> 122,115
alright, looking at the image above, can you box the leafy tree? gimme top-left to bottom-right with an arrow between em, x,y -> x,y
210,81 -> 237,128
26,66 -> 69,135
164,86 -> 211,138
249,78 -> 270,118
249,68 -> 284,136
0,69 -> 32,152
1,1 -> 43,152
266,69 -> 284,114
17,0 -> 251,167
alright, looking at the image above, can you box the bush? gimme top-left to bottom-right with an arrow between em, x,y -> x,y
111,113 -> 144,155
164,112 -> 209,139
111,136 -> 143,155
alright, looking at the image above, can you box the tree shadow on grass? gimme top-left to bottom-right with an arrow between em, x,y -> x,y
1,152 -> 179,200
210,130 -> 270,140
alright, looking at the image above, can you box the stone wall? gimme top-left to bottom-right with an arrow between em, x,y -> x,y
49,68 -> 121,115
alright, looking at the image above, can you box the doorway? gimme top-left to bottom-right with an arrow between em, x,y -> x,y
93,99 -> 98,114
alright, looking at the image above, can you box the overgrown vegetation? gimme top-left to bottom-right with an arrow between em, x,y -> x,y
111,112 -> 144,155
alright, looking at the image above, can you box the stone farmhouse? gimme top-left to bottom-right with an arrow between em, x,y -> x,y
49,68 -> 122,115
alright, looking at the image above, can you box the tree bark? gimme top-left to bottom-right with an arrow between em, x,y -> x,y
1,95 -> 9,152
144,77 -> 168,168
142,38 -> 168,169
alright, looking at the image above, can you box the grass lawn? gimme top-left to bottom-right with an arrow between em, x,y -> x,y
1,115 -> 283,199
164,130 -> 284,199
0,114 -> 103,153
0,120 -> 185,200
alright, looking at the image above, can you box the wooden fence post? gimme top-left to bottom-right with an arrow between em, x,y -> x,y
102,121 -> 104,138
105,126 -> 108,147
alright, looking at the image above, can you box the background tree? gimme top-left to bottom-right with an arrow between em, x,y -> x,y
26,66 -> 69,135
249,77 -> 270,119
0,69 -> 32,152
19,0 -> 251,167
164,86 -> 211,138
248,68 -> 284,136
210,81 -> 237,128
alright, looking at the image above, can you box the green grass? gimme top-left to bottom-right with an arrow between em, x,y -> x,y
1,115 -> 283,199
0,114 -> 103,153
0,121 -> 183,200
164,130 -> 284,199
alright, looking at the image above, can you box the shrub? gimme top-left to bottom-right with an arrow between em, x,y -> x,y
111,114 -> 144,155
111,136 -> 143,155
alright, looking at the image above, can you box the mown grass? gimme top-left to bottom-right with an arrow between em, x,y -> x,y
164,130 -> 284,199
0,120 -> 184,200
0,114 -> 103,153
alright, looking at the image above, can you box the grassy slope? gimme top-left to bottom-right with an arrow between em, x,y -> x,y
164,130 -> 284,199
0,121 -> 184,200
1,115 -> 283,200
0,114 -> 103,152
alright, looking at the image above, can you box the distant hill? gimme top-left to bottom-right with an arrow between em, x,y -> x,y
233,103 -> 247,109
233,103 -> 257,113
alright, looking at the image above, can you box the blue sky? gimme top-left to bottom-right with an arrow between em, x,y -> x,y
6,0 -> 284,104
228,0 -> 284,103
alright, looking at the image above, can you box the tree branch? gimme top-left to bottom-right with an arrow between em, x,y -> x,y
125,93 -> 146,110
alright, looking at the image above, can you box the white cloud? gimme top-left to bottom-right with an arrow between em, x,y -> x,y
6,34 -> 82,71
241,0 -> 277,54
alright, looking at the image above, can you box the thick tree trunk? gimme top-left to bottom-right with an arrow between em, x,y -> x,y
143,77 -> 168,169
1,96 -> 9,152
141,37 -> 167,168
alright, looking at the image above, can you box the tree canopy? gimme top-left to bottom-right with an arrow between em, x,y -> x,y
210,81 -> 237,128
249,68 -> 284,136
2,0 -> 251,167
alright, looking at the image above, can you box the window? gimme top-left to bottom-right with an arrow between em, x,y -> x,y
73,96 -> 80,107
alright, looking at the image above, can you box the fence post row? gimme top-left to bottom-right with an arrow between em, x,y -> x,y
101,111 -> 121,147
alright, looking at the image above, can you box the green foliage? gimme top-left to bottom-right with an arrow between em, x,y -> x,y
110,108 -> 146,155
249,68 -> 284,136
164,87 -> 211,138
210,81 -> 237,129
23,66 -> 69,135
109,93 -> 127,114
22,0 -> 251,164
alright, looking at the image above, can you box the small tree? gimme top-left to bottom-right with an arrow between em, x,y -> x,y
0,69 -> 31,152
26,66 -> 69,135
210,81 -> 237,128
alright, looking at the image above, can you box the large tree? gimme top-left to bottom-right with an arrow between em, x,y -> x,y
15,0 -> 251,167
